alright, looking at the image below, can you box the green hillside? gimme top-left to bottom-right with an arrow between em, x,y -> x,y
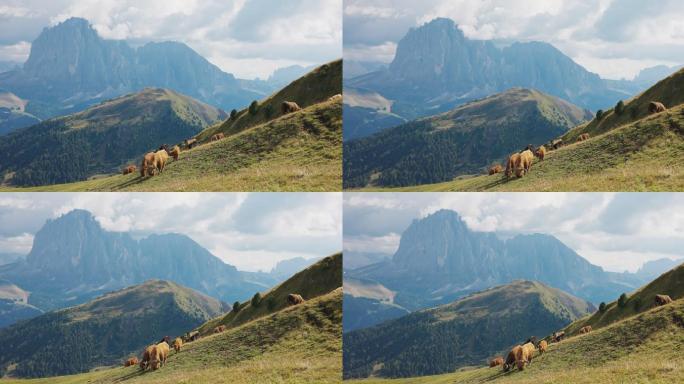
0,95 -> 341,192
568,67 -> 684,140
1,288 -> 342,384
343,281 -> 592,379
0,280 -> 226,378
360,69 -> 684,192
199,59 -> 342,139
0,88 -> 225,187
197,253 -> 341,335
347,290 -> 684,384
343,88 -> 591,189
562,262 -> 684,336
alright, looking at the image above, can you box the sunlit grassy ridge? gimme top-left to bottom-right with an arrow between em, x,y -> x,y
199,59 -> 341,140
198,253 -> 341,336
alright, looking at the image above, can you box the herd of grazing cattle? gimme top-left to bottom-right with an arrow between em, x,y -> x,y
119,98 -> 325,179
488,293 -> 676,373
122,293 -> 306,373
487,100 -> 668,180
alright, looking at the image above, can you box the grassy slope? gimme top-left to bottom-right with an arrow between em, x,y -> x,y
562,262 -> 684,336
343,88 -> 590,189
199,59 -> 342,140
360,103 -> 684,191
0,88 -> 224,186
197,253 -> 341,336
1,288 -> 342,384
343,281 -> 592,379
0,99 -> 342,192
347,295 -> 684,384
0,280 -> 225,378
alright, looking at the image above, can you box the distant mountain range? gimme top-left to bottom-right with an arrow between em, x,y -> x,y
0,280 -> 227,378
344,18 -> 678,140
0,87 -> 226,187
343,88 -> 592,188
346,210 -> 645,326
266,64 -> 317,88
0,210 -> 278,317
269,256 -> 321,280
0,17 -> 312,135
343,280 -> 593,379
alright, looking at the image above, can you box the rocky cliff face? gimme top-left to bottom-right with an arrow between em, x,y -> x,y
1,210 -> 267,311
349,210 -> 639,309
0,18 -> 261,119
345,18 -> 627,136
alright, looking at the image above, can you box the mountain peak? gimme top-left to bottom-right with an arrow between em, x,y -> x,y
422,17 -> 458,29
55,17 -> 92,29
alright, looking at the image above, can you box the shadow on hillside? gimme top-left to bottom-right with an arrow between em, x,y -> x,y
470,175 -> 512,190
475,368 -> 516,383
109,175 -> 149,190
111,368 -> 146,382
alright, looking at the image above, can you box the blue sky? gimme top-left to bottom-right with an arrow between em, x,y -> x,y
0,193 -> 342,272
0,0 -> 342,79
344,193 -> 684,273
344,0 -> 684,80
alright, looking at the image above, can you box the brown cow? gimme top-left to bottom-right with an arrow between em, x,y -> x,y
535,146 -> 546,161
489,164 -> 503,175
579,325 -> 593,334
538,340 -> 548,354
649,101 -> 667,114
516,342 -> 536,371
211,133 -> 225,142
184,138 -> 198,149
168,145 -> 180,161
551,139 -> 563,150
287,293 -> 305,305
655,294 -> 674,306
214,325 -> 226,334
505,153 -> 521,178
150,341 -> 169,370
577,133 -> 590,142
281,101 -> 301,114
124,357 -> 139,367
140,344 -> 154,370
151,149 -> 169,175
489,357 -> 504,368
122,165 -> 137,175
503,345 -> 521,372
515,150 -> 534,177
141,152 -> 155,177
173,337 -> 183,353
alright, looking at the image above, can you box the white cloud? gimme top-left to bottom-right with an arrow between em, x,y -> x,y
0,5 -> 34,18
0,41 -> 30,62
0,233 -> 34,255
344,233 -> 400,255
344,41 -> 397,63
